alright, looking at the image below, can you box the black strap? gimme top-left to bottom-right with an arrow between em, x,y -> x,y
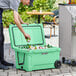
17,52 -> 25,65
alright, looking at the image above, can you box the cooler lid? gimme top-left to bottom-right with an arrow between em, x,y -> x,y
9,24 -> 46,49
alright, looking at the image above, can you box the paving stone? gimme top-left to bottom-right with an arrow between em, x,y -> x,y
11,68 -> 16,71
31,73 -> 40,76
30,71 -> 41,76
41,73 -> 63,76
43,70 -> 51,74
23,71 -> 38,76
4,69 -> 14,73
0,72 -> 7,76
41,74 -> 50,76
60,66 -> 70,73
0,69 -> 3,72
8,70 -> 21,76
61,66 -> 72,73
71,72 -> 76,76
22,73 -> 31,76
71,67 -> 76,72
9,73 -> 21,76
4,68 -> 17,74
42,69 -> 58,76
17,70 -> 26,74
8,70 -> 17,76
51,69 -> 61,74
63,73 -> 72,76
52,74 -> 64,76
34,70 -> 44,74
41,73 -> 59,76
61,64 -> 68,68
17,70 -> 32,76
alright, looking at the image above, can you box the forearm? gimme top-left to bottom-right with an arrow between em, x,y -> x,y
18,14 -> 25,24
14,11 -> 26,36
15,19 -> 26,36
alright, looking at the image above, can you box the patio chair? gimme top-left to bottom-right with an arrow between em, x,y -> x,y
43,10 -> 59,38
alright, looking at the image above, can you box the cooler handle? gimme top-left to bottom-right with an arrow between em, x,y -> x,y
42,53 -> 48,55
17,52 -> 25,65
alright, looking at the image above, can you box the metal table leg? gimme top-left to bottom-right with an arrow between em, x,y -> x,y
38,15 -> 40,23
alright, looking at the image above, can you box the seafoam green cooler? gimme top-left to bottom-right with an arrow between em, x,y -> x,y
9,24 -> 61,71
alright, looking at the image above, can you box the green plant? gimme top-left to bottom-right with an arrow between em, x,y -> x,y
63,1 -> 67,4
48,0 -> 56,9
2,0 -> 57,27
2,10 -> 14,28
44,15 -> 53,22
33,0 -> 49,11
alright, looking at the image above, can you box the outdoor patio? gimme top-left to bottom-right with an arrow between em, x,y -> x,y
1,26 -> 76,76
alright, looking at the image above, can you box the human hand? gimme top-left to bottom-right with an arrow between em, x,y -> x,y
24,33 -> 31,40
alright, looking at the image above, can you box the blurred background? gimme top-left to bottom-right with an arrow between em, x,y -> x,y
2,0 -> 69,28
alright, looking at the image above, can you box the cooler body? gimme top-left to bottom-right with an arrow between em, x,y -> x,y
15,47 -> 60,71
9,24 -> 61,71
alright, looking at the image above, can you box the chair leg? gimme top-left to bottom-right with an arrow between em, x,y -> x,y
43,24 -> 45,28
50,27 -> 52,38
53,26 -> 55,36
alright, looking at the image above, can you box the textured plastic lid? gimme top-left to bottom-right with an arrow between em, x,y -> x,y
9,24 -> 46,49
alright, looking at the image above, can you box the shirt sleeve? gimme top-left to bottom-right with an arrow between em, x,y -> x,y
10,0 -> 20,12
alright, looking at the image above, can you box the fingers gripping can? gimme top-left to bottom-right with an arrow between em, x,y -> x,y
26,38 -> 30,42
